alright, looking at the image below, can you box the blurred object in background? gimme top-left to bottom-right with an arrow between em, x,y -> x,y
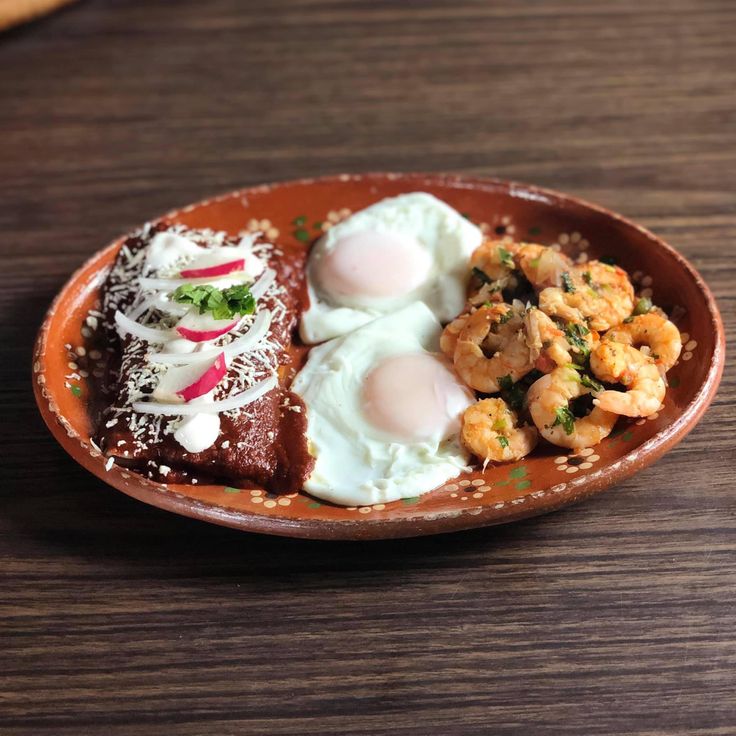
0,0 -> 77,31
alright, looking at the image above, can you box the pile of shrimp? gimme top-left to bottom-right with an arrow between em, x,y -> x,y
443,240 -> 682,463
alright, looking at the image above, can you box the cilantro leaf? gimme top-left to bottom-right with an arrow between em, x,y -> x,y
497,436 -> 510,449
173,283 -> 256,320
633,296 -> 653,316
579,373 -> 604,393
498,374 -> 525,412
561,271 -> 576,293
498,247 -> 515,269
552,406 -> 576,435
564,321 -> 591,358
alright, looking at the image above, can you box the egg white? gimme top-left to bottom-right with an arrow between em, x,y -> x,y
300,192 -> 482,344
291,302 -> 472,506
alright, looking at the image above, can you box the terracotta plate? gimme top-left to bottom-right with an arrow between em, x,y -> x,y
33,173 -> 724,539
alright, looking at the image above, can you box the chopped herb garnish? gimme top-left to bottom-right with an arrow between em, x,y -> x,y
472,266 -> 492,284
492,417 -> 509,432
552,406 -> 576,435
497,436 -> 510,449
499,309 -> 514,324
561,271 -> 576,293
293,228 -> 311,242
633,296 -> 653,315
582,271 -> 593,285
498,374 -> 514,392
498,374 -> 525,412
564,321 -> 591,357
580,373 -> 604,392
313,221 -> 323,230
292,215 -> 307,226
498,247 -> 515,269
173,283 -> 256,320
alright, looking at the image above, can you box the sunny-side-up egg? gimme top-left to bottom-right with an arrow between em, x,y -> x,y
291,302 -> 476,506
299,192 -> 483,344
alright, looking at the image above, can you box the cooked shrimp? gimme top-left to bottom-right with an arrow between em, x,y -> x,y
453,303 -> 534,392
590,341 -> 665,417
517,243 -> 574,290
604,313 -> 681,372
538,259 -> 634,331
461,398 -> 538,463
470,239 -> 519,281
467,240 -> 518,306
440,313 -> 471,359
527,366 -> 618,449
524,308 -> 572,372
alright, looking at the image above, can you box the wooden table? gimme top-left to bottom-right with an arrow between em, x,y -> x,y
2,1 -> 734,733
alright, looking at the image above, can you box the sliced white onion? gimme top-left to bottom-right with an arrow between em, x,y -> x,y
250,268 -> 276,300
131,375 -> 278,415
138,274 -> 250,291
114,310 -> 173,343
147,309 -> 273,365
126,293 -> 188,321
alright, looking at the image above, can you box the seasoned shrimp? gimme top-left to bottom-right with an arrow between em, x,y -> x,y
517,243 -> 574,290
523,308 -> 572,372
453,303 -> 534,392
604,313 -> 681,372
467,240 -> 519,306
461,398 -> 538,463
539,259 -> 634,331
470,239 -> 519,281
590,341 -> 665,417
440,313 -> 472,359
527,366 -> 618,449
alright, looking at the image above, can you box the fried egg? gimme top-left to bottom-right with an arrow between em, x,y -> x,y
300,192 -> 483,344
291,302 -> 475,506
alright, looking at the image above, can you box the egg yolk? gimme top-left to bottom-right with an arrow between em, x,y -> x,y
362,353 -> 475,442
315,230 -> 432,301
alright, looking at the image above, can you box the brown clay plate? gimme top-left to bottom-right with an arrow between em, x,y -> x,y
32,173 -> 725,540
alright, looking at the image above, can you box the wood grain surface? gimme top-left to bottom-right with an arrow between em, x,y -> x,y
1,1 -> 735,734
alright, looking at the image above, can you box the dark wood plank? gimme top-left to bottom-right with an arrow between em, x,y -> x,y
1,1 -> 734,734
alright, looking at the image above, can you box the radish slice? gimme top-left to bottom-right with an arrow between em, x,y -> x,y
148,309 -> 272,365
178,354 -> 227,402
180,258 -> 245,279
152,354 -> 228,403
175,310 -> 239,342
114,310 -> 173,343
132,375 -> 278,415
251,268 -> 276,300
